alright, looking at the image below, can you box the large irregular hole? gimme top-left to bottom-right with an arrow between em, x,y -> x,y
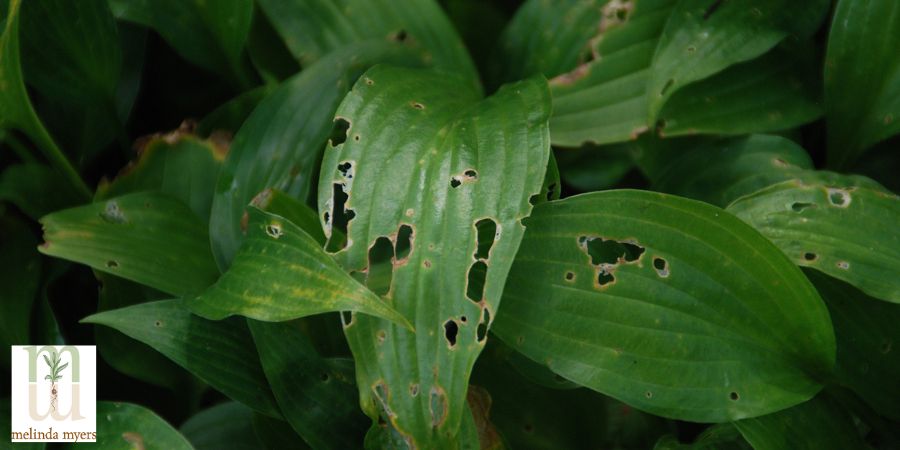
477,308 -> 490,343
329,118 -> 350,146
597,270 -> 615,286
465,261 -> 488,303
474,218 -> 497,260
337,161 -> 354,179
583,237 -> 644,265
325,183 -> 355,252
395,224 -> 413,262
443,320 -> 458,347
367,237 -> 394,296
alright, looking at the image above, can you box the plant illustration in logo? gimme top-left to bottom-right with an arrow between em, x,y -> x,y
43,351 -> 68,412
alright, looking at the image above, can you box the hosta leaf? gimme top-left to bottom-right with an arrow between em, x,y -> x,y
257,0 -> 478,87
825,0 -> 900,168
654,424 -> 750,450
0,214 -> 40,358
651,134 -> 813,207
209,41 -> 427,268
251,188 -> 327,246
83,299 -> 281,417
488,0 -> 603,86
58,402 -> 192,450
245,8 -> 300,84
733,394 -> 866,450
109,0 -> 254,87
549,0 -> 676,147
648,0 -> 828,119
657,44 -> 822,137
808,270 -> 900,421
19,0 -> 122,160
197,84 -> 275,136
190,207 -> 410,327
493,190 -> 835,422
94,272 -> 189,390
0,0 -> 89,198
96,130 -> 227,222
0,163 -> 82,221
39,191 -> 219,297
555,143 -> 636,193
252,413 -> 312,450
317,66 -> 551,447
181,402 -> 264,450
249,320 -> 367,449
727,173 -> 900,302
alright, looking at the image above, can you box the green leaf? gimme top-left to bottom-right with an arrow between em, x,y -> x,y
727,173 -> 900,302
654,424 -> 750,450
825,0 -> 900,168
256,0 -> 478,88
96,131 -> 226,222
651,134 -> 813,207
0,214 -> 40,357
317,66 -> 551,447
555,143 -> 636,192
809,270 -> 900,421
19,0 -> 122,160
181,402 -> 264,450
209,41 -> 427,268
190,207 -> 410,327
39,191 -> 220,297
648,0 -> 827,120
83,299 -> 281,417
252,413 -> 312,450
109,0 -> 254,88
251,188 -> 326,246
0,163 -> 83,220
492,190 -> 835,422
732,394 -> 867,450
657,44 -> 822,137
0,0 -> 89,199
249,320 -> 367,449
549,0 -> 676,147
94,272 -> 190,390
487,0 -> 603,86
58,402 -> 192,450
197,85 -> 275,137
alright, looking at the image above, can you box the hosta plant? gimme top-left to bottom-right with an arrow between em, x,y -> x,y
1,0 -> 899,449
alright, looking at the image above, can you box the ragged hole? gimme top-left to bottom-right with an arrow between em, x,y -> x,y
598,270 -> 615,286
367,237 -> 394,296
791,202 -> 814,212
265,223 -> 283,239
373,381 -> 392,417
652,257 -> 669,278
474,218 -> 497,260
337,161 -> 353,179
565,271 -> 575,281
329,118 -> 350,146
583,237 -> 645,265
464,169 -> 477,179
443,320 -> 458,347
325,183 -> 355,252
450,176 -> 462,188
477,308 -> 491,343
466,261 -> 488,303
803,252 -> 817,262
729,392 -> 739,401
395,224 -> 413,262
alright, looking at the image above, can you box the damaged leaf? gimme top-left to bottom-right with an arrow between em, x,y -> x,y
493,190 -> 835,422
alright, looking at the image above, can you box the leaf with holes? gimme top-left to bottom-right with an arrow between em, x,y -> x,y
190,207 -> 410,327
825,0 -> 900,168
647,0 -> 828,120
727,173 -> 900,303
493,190 -> 835,422
732,394 -> 866,450
257,0 -> 478,88
808,270 -> 900,421
317,66 -> 551,447
651,134 -> 813,207
82,300 -> 281,418
39,191 -> 220,297
209,41 -> 427,268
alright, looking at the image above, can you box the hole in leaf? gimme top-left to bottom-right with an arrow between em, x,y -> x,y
337,161 -> 353,179
477,308 -> 490,343
565,271 -> 575,281
464,169 -> 477,179
341,311 -> 353,327
265,223 -> 283,239
330,118 -> 350,146
395,224 -> 413,262
430,387 -> 448,427
791,202 -> 814,212
827,188 -> 851,207
645,391 -> 653,399
392,29 -> 408,42
326,183 -> 355,252
803,252 -> 817,262
584,237 -> 644,265
367,237 -> 394,296
450,177 -> 462,188
320,373 -> 330,382
652,257 -> 669,277
474,218 -> 497,260
466,261 -> 488,303
598,270 -> 615,286
729,392 -> 739,401
460,315 -> 467,323
106,260 -> 118,269
410,384 -> 419,397
411,101 -> 425,110
443,320 -> 458,347
154,321 -> 162,327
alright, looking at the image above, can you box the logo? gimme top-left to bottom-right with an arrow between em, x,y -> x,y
10,346 -> 96,443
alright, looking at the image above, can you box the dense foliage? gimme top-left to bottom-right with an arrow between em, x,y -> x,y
1,0 -> 899,449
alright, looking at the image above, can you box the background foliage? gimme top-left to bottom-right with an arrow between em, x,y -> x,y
1,0 -> 898,449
